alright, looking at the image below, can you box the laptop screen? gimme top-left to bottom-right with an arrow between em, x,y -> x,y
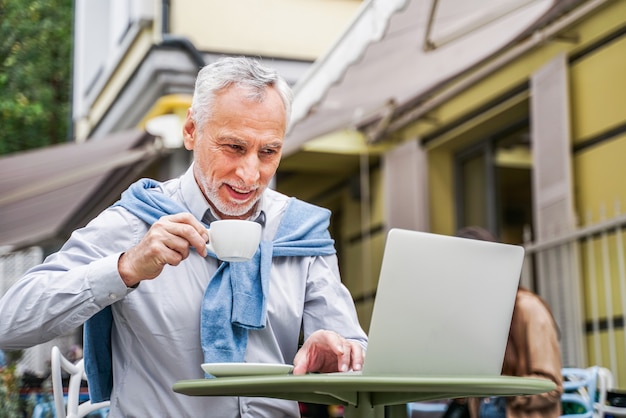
362,229 -> 524,376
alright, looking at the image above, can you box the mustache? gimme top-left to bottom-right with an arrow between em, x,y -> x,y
225,183 -> 260,193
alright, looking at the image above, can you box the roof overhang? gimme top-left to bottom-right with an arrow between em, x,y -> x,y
0,130 -> 162,253
283,0 -> 557,156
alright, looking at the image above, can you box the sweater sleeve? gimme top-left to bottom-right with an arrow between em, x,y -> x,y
508,292 -> 563,411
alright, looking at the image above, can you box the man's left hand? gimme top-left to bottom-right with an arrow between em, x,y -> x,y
292,330 -> 365,375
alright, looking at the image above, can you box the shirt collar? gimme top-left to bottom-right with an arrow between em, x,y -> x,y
180,164 -> 209,221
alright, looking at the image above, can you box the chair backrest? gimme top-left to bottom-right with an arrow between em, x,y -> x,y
51,345 -> 110,418
595,366 -> 626,418
560,367 -> 598,418
596,367 -> 615,410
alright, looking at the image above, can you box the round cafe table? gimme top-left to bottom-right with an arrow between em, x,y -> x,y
173,373 -> 556,418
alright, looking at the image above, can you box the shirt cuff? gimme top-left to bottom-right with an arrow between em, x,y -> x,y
88,252 -> 135,307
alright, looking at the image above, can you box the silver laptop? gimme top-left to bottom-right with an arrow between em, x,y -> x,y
360,228 -> 524,376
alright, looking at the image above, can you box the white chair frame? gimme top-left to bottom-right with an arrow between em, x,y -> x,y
595,366 -> 626,418
51,345 -> 110,418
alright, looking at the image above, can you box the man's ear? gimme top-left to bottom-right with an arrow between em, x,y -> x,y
182,109 -> 196,151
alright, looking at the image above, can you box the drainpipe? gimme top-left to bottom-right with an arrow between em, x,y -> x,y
383,0 -> 612,139
68,0 -> 77,142
159,0 -> 205,68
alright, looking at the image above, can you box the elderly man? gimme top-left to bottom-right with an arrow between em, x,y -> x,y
0,57 -> 367,417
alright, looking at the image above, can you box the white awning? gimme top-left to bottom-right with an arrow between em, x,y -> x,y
284,0 -> 556,156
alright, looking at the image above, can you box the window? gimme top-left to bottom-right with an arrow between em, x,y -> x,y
455,120 -> 533,245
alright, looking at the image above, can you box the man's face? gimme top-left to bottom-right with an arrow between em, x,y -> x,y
183,85 -> 286,219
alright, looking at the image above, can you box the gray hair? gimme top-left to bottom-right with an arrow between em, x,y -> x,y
190,56 -> 293,132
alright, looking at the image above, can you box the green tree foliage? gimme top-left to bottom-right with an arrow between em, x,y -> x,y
0,350 -> 25,417
0,0 -> 72,155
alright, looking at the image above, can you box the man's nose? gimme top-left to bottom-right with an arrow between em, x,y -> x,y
236,153 -> 261,185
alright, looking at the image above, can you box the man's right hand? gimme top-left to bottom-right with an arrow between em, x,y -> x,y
117,213 -> 209,287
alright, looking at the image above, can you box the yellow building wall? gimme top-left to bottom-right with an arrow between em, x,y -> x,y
83,1 -> 363,139
427,149 -> 456,236
585,330 -> 626,383
569,31 -> 626,225
169,0 -> 362,61
574,133 -> 626,382
404,0 -> 626,145
581,232 -> 626,383
570,36 -> 626,143
411,1 -> 626,240
395,0 -> 626,381
569,25 -> 626,383
573,133 -> 626,222
337,166 -> 385,332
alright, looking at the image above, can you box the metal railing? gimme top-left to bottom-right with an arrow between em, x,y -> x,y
524,206 -> 626,387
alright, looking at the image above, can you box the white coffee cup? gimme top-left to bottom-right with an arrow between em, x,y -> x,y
205,220 -> 262,262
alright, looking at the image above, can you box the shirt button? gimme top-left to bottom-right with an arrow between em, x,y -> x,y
108,293 -> 117,300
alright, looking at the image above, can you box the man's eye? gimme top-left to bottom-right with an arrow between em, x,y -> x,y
228,144 -> 244,152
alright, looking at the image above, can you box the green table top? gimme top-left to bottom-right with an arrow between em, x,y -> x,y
173,374 -> 556,408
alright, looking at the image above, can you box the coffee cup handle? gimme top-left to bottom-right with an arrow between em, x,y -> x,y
205,229 -> 216,254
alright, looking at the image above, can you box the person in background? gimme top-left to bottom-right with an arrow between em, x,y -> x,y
0,56 -> 367,417
66,344 -> 83,363
448,226 -> 563,418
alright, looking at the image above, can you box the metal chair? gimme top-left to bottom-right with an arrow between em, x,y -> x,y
51,345 -> 110,418
560,366 -> 598,418
595,366 -> 626,418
